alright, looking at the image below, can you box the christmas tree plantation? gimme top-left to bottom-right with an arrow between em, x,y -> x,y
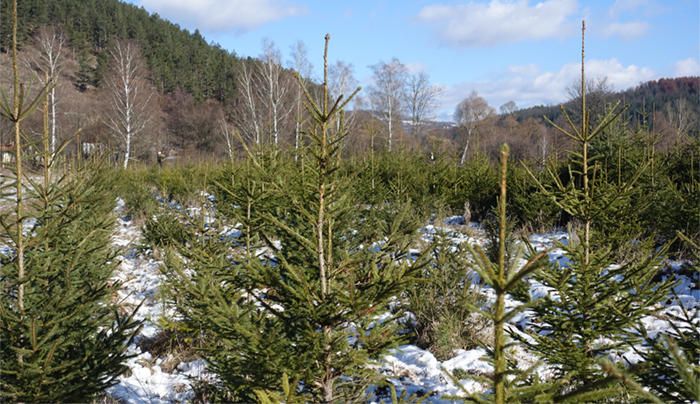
162,35 -> 431,403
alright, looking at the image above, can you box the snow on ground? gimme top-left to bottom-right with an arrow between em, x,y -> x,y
24,204 -> 697,402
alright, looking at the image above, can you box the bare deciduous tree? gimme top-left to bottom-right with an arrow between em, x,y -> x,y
236,59 -> 263,145
566,76 -> 614,127
404,70 -> 445,138
328,60 -> 362,136
289,39 -> 313,157
258,38 -> 292,149
329,60 -> 357,102
25,26 -> 66,155
499,100 -> 518,115
454,90 -> 495,165
218,114 -> 235,161
666,98 -> 698,141
104,41 -> 152,169
370,58 -> 408,151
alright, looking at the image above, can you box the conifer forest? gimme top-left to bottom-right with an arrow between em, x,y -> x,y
0,0 -> 698,402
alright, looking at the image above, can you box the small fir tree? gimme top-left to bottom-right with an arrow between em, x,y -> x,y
407,229 -> 488,361
443,145 -> 572,403
612,231 -> 699,403
444,145 -> 628,403
163,35 -> 430,403
0,2 -> 141,400
520,21 -> 677,393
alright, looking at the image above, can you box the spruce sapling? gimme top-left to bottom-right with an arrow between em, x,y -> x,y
443,144 -> 557,403
163,35 -> 430,403
520,21 -> 677,395
0,2 -> 141,400
608,231 -> 699,403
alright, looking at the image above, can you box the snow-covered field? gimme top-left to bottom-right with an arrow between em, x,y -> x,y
105,202 -> 699,403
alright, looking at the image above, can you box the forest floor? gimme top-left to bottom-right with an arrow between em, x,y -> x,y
105,198 -> 699,404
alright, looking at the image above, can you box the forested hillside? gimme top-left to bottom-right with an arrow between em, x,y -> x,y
513,76 -> 699,133
0,0 -> 238,101
0,0 -> 697,165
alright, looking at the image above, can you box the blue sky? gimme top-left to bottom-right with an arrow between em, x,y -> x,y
128,0 -> 699,120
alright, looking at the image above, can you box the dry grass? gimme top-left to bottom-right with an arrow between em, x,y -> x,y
137,328 -> 201,374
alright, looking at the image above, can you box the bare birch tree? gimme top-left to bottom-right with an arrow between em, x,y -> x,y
499,100 -> 518,115
370,58 -> 407,151
566,76 -> 614,127
258,38 -> 292,149
666,98 -> 698,141
289,39 -> 313,158
236,60 -> 262,145
218,113 -> 235,161
328,60 -> 360,130
455,90 -> 495,165
24,26 -> 66,156
404,70 -> 445,138
104,41 -> 152,169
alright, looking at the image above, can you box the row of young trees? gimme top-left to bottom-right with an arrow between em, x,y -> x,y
141,26 -> 699,403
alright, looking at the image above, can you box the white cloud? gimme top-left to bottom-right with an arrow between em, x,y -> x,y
506,63 -> 541,77
608,0 -> 649,17
343,7 -> 353,19
436,57 -> 659,120
671,58 -> 700,77
138,0 -> 308,33
405,61 -> 430,75
602,21 -> 651,40
415,0 -> 580,49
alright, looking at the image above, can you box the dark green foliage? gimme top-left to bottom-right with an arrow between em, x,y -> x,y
455,151 -> 499,220
162,36 -> 431,403
112,169 -> 159,220
522,236 -> 673,385
155,164 -> 207,207
142,211 -> 195,248
93,48 -> 111,87
444,145 -> 573,403
628,233 -> 700,403
655,138 -> 700,244
0,9 -> 141,399
520,28 -> 677,397
634,301 -> 700,403
407,230 -> 488,361
1,0 -> 240,102
0,158 -> 142,402
483,207 -> 531,303
507,162 -> 561,232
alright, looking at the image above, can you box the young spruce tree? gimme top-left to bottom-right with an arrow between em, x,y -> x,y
519,21 -> 676,394
163,35 -> 429,403
0,2 -> 141,401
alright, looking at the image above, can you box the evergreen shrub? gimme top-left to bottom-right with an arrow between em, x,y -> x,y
406,229 -> 488,361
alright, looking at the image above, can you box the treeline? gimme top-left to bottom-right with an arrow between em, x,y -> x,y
0,0 -> 697,169
512,76 -> 699,132
0,0 -> 239,101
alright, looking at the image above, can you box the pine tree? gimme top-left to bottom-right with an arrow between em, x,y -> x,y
406,228 -> 488,361
519,21 -> 676,393
0,2 -> 141,401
